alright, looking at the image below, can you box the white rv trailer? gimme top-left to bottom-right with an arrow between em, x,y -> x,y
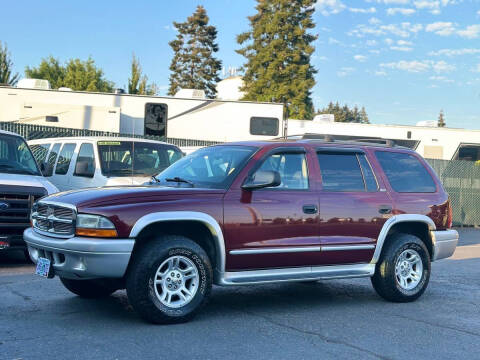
0,85 -> 284,143
286,119 -> 480,161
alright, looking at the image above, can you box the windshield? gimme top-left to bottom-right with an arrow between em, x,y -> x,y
97,141 -> 183,177
0,134 -> 41,176
155,145 -> 257,189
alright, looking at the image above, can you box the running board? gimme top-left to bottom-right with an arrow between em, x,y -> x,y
219,263 -> 375,285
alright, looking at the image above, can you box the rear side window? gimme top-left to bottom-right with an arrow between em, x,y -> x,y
358,155 -> 378,192
55,143 -> 76,175
30,144 -> 50,164
376,151 -> 436,193
317,153 -> 365,192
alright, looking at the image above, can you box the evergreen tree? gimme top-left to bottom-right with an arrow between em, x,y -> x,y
360,106 -> 369,124
0,41 -> 19,86
237,0 -> 317,119
438,109 -> 446,127
26,57 -> 114,92
317,102 -> 370,123
128,53 -> 156,95
168,6 -> 222,98
25,56 -> 65,89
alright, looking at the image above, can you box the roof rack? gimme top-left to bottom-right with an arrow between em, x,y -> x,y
280,133 -> 399,148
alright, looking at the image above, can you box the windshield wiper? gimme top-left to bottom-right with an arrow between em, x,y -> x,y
165,177 -> 195,187
151,175 -> 160,183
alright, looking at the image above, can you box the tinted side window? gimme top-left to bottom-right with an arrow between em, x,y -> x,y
30,144 -> 50,164
55,143 -> 76,175
45,143 -> 61,177
256,152 -> 308,189
250,117 -> 279,136
74,143 -> 95,177
317,153 -> 365,192
358,155 -> 378,192
376,151 -> 436,193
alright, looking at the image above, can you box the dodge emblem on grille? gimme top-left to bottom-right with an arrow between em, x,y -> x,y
0,201 -> 10,210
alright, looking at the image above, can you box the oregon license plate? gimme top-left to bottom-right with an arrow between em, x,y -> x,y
35,257 -> 51,278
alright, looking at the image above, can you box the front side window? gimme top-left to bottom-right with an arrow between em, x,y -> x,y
250,117 -> 279,136
254,152 -> 308,189
156,145 -> 256,189
74,143 -> 95,177
376,151 -> 436,193
30,144 -> 50,164
0,134 -> 41,176
97,141 -> 183,177
45,143 -> 61,177
145,103 -> 167,137
317,153 -> 365,192
55,143 -> 76,175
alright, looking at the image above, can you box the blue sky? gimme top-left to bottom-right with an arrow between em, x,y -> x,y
1,0 -> 479,128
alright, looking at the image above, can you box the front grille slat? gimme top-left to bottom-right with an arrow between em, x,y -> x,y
32,202 -> 76,238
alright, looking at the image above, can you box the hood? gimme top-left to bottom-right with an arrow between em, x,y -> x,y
43,185 -> 226,208
0,173 -> 58,194
104,176 -> 151,186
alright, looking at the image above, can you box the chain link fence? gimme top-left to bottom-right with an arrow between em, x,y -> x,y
427,158 -> 480,227
0,122 -> 221,148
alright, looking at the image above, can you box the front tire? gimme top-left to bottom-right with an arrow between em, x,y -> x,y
126,235 -> 212,324
60,278 -> 120,298
371,233 -> 431,302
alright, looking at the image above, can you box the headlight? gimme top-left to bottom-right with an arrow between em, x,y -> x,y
76,214 -> 117,238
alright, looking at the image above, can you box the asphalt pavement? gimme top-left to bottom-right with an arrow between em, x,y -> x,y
1,228 -> 479,360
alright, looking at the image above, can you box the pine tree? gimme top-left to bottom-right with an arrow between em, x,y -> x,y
237,0 -> 317,120
128,53 -> 156,95
360,106 -> 369,124
168,6 -> 222,98
438,109 -> 446,127
0,41 -> 19,86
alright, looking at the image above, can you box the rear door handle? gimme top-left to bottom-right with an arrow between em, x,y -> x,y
303,204 -> 318,214
378,205 -> 392,214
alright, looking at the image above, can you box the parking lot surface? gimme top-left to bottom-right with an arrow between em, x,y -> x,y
1,228 -> 479,360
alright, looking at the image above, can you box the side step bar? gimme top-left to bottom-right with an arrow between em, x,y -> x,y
219,263 -> 375,285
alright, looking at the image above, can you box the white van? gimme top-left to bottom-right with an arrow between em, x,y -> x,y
0,130 -> 57,257
28,137 -> 183,191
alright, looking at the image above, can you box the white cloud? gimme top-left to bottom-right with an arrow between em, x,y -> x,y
316,0 -> 346,16
354,54 -> 368,62
349,21 -> 422,38
429,75 -> 455,83
477,10 -> 480,16
328,37 -> 342,45
373,0 -> 411,4
397,40 -> 413,45
385,38 -> 394,45
428,48 -> 480,56
390,46 -> 414,51
380,60 -> 456,73
375,70 -> 388,76
337,67 -> 355,77
366,39 -> 378,46
386,8 -> 416,15
425,22 -> 456,36
457,24 -> 480,39
370,49 -> 381,54
369,17 -> 382,25
349,7 -> 377,13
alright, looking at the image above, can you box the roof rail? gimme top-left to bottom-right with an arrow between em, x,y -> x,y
282,133 -> 397,147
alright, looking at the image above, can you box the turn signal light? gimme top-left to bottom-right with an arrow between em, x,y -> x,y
76,228 -> 118,238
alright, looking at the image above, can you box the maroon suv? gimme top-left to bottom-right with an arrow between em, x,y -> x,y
24,139 -> 458,324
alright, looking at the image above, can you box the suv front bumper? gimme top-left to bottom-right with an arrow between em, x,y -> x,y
24,228 -> 134,279
432,229 -> 458,261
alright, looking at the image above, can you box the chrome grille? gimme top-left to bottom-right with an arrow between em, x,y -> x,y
32,202 -> 76,237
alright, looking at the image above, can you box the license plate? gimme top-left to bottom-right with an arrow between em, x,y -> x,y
35,257 -> 51,278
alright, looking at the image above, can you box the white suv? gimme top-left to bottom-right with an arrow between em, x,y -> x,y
28,137 -> 183,191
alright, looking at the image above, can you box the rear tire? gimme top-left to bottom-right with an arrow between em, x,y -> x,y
126,235 -> 212,324
60,278 -> 119,298
371,233 -> 431,302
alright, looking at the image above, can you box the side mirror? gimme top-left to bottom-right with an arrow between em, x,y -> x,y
40,162 -> 53,177
242,170 -> 281,190
74,160 -> 95,178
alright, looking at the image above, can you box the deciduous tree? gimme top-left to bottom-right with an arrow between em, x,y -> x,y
25,56 -> 65,89
128,53 -> 156,95
237,0 -> 317,119
168,6 -> 222,98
